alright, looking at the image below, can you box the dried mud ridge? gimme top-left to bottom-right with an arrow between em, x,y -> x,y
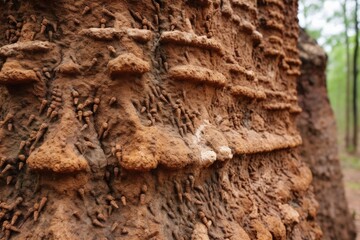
0,0 -> 321,239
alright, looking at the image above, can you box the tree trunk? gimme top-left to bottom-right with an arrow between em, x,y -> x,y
353,0 -> 359,152
343,0 -> 352,150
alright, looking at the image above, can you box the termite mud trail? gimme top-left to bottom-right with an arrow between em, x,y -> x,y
0,0 -> 329,239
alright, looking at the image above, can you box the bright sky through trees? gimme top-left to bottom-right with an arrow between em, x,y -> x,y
299,0 -> 353,50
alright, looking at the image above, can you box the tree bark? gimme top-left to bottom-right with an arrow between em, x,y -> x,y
353,0 -> 359,152
343,0 -> 352,150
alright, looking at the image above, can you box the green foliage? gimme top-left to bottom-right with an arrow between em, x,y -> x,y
306,28 -> 322,40
327,36 -> 350,133
327,33 -> 360,147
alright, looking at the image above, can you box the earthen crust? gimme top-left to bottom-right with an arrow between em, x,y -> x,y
0,0 -> 323,239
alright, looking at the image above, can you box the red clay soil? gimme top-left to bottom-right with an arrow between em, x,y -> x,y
0,0 -> 333,239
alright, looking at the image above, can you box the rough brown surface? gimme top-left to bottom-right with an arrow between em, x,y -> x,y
0,0 -> 322,239
297,29 -> 357,240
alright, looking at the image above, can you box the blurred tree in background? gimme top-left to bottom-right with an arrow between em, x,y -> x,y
299,0 -> 360,155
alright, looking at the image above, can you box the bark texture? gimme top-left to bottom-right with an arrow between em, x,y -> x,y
0,0 -> 323,239
297,29 -> 357,240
